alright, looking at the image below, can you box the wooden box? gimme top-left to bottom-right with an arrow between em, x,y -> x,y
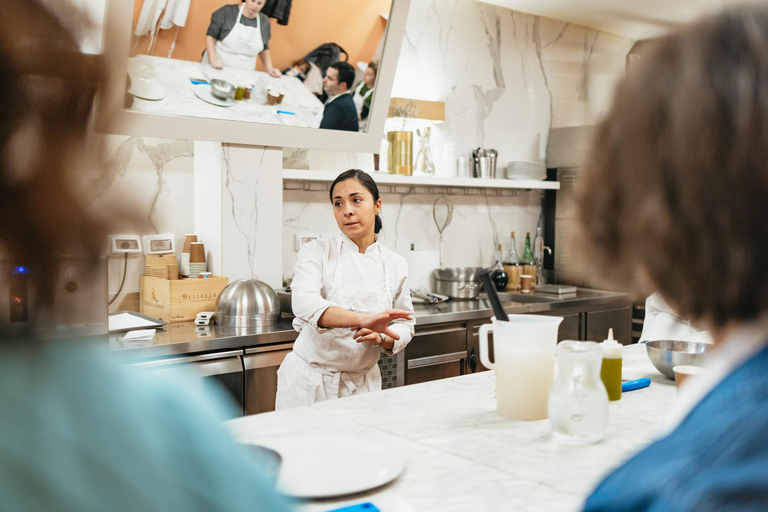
140,275 -> 228,323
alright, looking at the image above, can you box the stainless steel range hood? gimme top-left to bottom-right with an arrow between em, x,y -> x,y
544,126 -> 606,288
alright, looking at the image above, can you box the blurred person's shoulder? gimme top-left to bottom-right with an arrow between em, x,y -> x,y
585,343 -> 768,511
0,338 -> 290,511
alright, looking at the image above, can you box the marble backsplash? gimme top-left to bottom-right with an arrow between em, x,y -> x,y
282,188 -> 543,283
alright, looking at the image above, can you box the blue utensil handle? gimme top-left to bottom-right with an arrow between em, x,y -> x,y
276,110 -> 296,115
326,503 -> 380,512
622,378 -> 651,392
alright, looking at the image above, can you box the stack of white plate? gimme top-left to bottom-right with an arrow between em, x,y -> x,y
506,161 -> 547,181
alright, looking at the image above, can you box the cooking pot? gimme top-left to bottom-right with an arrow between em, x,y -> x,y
215,279 -> 280,327
433,267 -> 482,300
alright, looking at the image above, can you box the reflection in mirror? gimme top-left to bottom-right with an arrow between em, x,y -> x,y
127,0 -> 392,132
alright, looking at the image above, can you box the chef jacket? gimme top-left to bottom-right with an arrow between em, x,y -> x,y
291,233 -> 415,360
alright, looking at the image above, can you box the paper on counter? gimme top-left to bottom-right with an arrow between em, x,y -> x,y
109,312 -> 160,332
122,329 -> 156,343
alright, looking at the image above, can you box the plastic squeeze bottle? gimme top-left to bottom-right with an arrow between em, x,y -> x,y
600,328 -> 623,401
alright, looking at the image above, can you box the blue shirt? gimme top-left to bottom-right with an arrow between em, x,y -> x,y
0,338 -> 291,511
584,342 -> 768,511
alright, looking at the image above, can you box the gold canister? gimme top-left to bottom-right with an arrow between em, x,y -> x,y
387,131 -> 413,176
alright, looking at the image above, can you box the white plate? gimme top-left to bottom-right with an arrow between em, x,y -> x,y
192,83 -> 234,107
251,434 -> 405,498
128,75 -> 165,101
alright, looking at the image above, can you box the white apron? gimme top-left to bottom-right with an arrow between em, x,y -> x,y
276,237 -> 393,409
352,82 -> 374,131
202,6 -> 263,70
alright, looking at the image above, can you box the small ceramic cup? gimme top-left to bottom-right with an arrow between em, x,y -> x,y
673,365 -> 706,389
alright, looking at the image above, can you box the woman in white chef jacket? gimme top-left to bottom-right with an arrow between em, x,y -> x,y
276,169 -> 415,409
203,0 -> 282,76
352,61 -> 377,132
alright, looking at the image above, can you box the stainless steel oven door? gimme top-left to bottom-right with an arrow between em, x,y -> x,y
130,350 -> 245,418
405,322 -> 467,385
243,343 -> 293,415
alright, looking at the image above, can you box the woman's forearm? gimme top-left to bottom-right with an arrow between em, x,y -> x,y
205,35 -> 219,62
259,49 -> 274,71
317,306 -> 362,329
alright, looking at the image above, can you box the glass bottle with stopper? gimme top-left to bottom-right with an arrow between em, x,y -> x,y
521,232 -> 536,265
490,243 -> 508,291
504,231 -> 520,265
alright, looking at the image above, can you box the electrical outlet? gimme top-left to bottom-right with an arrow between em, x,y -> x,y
109,235 -> 142,255
142,234 -> 175,255
294,233 -> 319,251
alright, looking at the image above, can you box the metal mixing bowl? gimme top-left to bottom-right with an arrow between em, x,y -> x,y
645,340 -> 713,379
210,79 -> 236,100
215,279 -> 281,327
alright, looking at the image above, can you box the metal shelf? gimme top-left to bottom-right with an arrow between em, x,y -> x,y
282,169 -> 560,191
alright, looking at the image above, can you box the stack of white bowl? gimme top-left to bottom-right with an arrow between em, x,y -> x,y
506,161 -> 547,181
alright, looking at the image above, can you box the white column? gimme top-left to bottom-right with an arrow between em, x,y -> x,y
193,140 -> 223,275
220,144 -> 283,288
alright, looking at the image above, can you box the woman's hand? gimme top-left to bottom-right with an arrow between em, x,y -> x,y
212,59 -> 224,70
352,328 -> 383,347
268,68 -> 282,78
357,309 -> 412,340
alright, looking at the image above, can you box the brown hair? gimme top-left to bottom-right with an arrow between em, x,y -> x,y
576,5 -> 768,328
291,58 -> 310,74
0,0 -> 109,327
367,60 -> 378,77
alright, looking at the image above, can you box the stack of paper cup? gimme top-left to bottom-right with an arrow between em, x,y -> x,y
181,234 -> 197,278
188,242 -> 206,279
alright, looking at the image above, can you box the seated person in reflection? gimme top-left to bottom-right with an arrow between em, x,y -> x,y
203,0 -> 282,76
319,62 -> 359,132
353,61 -> 377,132
283,58 -> 310,82
0,1 -> 289,510
580,5 -> 768,510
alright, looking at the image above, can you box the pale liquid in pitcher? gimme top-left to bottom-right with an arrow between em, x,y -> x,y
495,344 -> 554,420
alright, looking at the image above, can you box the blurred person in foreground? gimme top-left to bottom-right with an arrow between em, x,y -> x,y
579,5 -> 768,510
0,1 -> 289,510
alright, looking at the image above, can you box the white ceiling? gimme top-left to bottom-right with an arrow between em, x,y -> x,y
480,0 -> 765,40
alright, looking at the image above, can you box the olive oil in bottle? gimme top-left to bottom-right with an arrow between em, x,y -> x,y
600,328 -> 623,401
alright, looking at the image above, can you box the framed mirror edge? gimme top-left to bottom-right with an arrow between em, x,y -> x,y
97,0 -> 411,153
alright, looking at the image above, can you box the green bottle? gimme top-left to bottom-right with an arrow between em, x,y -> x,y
521,232 -> 536,265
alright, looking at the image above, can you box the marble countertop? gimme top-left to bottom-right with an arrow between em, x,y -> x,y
227,343 -> 674,512
127,55 -> 323,128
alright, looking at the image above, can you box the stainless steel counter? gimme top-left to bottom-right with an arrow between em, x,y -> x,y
109,288 -> 633,362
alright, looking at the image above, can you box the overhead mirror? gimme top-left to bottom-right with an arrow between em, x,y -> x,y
99,0 -> 410,152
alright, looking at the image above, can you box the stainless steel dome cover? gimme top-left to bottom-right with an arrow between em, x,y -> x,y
215,279 -> 281,327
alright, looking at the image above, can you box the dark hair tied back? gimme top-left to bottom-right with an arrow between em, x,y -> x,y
330,169 -> 382,234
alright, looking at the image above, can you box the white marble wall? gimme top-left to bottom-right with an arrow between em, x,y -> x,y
283,188 -> 543,282
78,135 -> 195,311
282,0 -> 633,282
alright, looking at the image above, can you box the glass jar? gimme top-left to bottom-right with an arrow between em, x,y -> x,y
548,340 -> 609,443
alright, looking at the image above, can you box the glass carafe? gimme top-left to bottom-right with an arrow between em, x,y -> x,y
548,341 -> 609,443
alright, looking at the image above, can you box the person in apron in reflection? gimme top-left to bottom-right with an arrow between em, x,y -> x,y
352,61 -> 377,132
203,0 -> 282,76
276,170 -> 415,409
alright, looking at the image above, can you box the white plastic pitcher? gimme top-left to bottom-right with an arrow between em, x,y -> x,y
479,314 -> 564,420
